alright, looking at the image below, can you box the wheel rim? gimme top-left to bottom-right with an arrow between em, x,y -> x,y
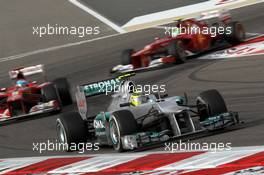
177,41 -> 186,61
110,120 -> 119,145
57,120 -> 67,144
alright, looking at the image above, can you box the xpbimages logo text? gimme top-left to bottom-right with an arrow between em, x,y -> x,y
32,24 -> 100,38
164,140 -> 232,153
87,82 -> 166,96
32,140 -> 100,154
165,24 -> 232,37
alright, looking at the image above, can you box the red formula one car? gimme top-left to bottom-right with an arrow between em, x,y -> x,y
111,10 -> 245,74
0,65 -> 72,123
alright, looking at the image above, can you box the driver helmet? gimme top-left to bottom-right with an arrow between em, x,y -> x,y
130,92 -> 149,106
16,79 -> 28,87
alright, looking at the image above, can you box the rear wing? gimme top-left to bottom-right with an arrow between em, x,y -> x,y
197,9 -> 231,21
9,64 -> 46,79
76,73 -> 135,120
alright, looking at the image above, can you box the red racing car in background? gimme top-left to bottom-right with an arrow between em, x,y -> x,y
111,10 -> 245,74
0,65 -> 72,124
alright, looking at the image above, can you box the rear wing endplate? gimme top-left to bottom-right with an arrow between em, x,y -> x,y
76,73 -> 135,119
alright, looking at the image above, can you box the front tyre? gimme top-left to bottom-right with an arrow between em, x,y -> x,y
56,111 -> 87,151
197,89 -> 227,121
168,40 -> 187,64
109,110 -> 138,152
53,78 -> 72,106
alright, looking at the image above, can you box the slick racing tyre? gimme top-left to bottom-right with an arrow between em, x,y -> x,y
53,77 -> 72,106
109,110 -> 138,152
168,40 -> 187,64
56,112 -> 87,151
121,49 -> 134,65
225,21 -> 245,45
41,84 -> 60,103
197,89 -> 228,121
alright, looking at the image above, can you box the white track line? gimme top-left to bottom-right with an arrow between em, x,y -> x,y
68,0 -> 125,33
0,33 -> 120,63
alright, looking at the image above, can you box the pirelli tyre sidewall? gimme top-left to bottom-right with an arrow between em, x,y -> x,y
109,110 -> 138,152
56,111 -> 87,151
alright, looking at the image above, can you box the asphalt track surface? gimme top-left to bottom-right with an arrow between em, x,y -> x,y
80,0 -> 207,25
0,0 -> 117,58
0,3 -> 264,158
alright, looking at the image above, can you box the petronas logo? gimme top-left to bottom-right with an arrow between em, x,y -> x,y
84,78 -> 121,96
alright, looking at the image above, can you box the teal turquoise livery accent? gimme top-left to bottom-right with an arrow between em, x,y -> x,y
83,78 -> 121,96
95,112 -> 111,121
82,73 -> 136,96
175,96 -> 186,105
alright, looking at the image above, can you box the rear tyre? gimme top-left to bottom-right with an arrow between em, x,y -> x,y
109,110 -> 138,152
225,21 -> 245,45
53,78 -> 72,106
121,49 -> 134,65
56,112 -> 87,151
197,89 -> 227,121
168,40 -> 186,64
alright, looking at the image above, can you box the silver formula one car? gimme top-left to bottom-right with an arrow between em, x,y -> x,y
56,74 -> 239,152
